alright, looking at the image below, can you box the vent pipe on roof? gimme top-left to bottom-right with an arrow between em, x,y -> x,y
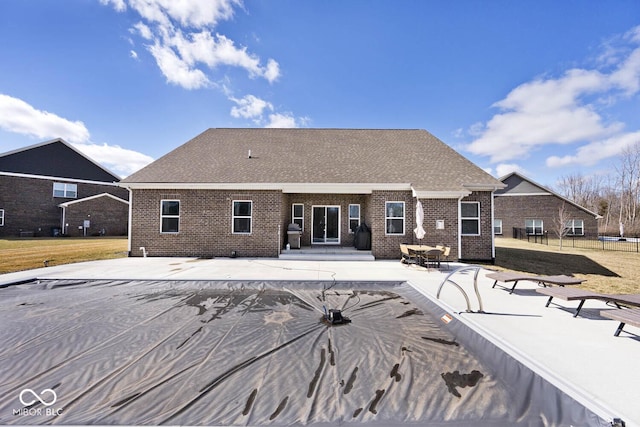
248,149 -> 252,159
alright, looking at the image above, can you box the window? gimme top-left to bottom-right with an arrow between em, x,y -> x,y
565,219 -> 584,236
493,219 -> 503,235
0,209 -> 4,226
525,219 -> 543,235
292,203 -> 304,231
385,202 -> 405,235
461,202 -> 480,235
233,201 -> 252,234
348,204 -> 360,233
53,182 -> 77,198
160,200 -> 180,233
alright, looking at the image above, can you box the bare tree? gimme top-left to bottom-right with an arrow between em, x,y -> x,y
552,202 -> 571,249
615,141 -> 640,234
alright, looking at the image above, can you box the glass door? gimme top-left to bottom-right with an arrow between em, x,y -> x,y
312,206 -> 340,244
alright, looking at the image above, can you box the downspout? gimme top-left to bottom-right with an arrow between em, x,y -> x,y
457,195 -> 464,260
491,190 -> 496,263
60,205 -> 66,235
127,188 -> 133,256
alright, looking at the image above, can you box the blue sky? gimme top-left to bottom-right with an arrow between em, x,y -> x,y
1,1 -> 639,188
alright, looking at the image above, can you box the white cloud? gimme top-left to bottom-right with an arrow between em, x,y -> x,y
266,113 -> 298,128
495,163 -> 527,178
100,0 -> 126,12
0,94 -> 152,176
0,93 -> 90,143
148,42 -> 211,89
73,143 -> 153,177
133,21 -> 153,40
546,130 -> 640,168
103,0 -> 297,125
128,0 -> 238,28
466,28 -> 640,166
129,50 -> 138,59
230,94 -> 273,120
105,0 -> 280,89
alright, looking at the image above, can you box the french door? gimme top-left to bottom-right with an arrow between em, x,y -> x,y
312,206 -> 340,244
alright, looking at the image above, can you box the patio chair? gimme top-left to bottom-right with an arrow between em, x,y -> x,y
400,244 -> 418,264
421,249 -> 442,270
440,246 -> 452,270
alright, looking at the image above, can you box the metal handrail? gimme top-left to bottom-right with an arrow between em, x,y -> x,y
436,265 -> 484,313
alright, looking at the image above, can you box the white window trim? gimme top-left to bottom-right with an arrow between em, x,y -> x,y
525,219 -> 544,235
348,204 -> 360,234
0,209 -> 4,226
385,201 -> 405,235
53,182 -> 78,198
160,199 -> 180,234
292,203 -> 304,231
232,200 -> 253,235
565,219 -> 584,236
494,219 -> 503,235
461,201 -> 481,236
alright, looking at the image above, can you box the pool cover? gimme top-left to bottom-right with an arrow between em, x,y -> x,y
0,279 -> 605,426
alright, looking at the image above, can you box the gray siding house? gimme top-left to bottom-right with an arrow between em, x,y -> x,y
0,138 -> 129,237
120,128 -> 505,260
494,172 -> 600,239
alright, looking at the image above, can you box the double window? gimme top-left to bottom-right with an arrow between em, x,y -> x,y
461,202 -> 480,235
53,182 -> 77,198
160,200 -> 180,233
349,204 -> 360,233
0,209 -> 4,226
233,201 -> 252,234
385,202 -> 405,235
565,219 -> 584,236
525,219 -> 543,235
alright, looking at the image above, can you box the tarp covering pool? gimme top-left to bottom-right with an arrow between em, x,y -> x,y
0,279 -> 606,426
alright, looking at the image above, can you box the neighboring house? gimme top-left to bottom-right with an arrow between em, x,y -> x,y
0,138 -> 129,237
120,128 -> 505,261
493,172 -> 600,239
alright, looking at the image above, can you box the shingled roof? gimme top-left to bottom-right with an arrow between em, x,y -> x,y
121,129 -> 503,196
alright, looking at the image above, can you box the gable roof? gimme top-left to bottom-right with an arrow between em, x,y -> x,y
0,138 -> 121,182
57,192 -> 129,208
496,172 -> 601,218
121,128 -> 503,196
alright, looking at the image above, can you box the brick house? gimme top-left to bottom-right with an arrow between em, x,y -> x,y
493,172 -> 600,239
120,129 -> 505,261
0,138 -> 129,237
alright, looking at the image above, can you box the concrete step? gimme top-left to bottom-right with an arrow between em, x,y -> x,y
279,247 -> 374,261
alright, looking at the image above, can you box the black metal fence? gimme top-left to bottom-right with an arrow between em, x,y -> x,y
511,228 -> 640,253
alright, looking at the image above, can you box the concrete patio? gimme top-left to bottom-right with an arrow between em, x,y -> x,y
1,257 -> 637,426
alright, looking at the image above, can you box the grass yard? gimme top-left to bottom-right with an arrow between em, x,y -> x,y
0,237 -> 128,274
494,237 -> 640,294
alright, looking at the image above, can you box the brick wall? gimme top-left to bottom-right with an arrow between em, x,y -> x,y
369,190 -> 415,259
494,194 -> 599,238
283,194 -> 369,248
64,196 -> 129,236
0,175 -> 128,237
128,188 -> 496,260
460,192 -> 494,261
130,189 -> 282,257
